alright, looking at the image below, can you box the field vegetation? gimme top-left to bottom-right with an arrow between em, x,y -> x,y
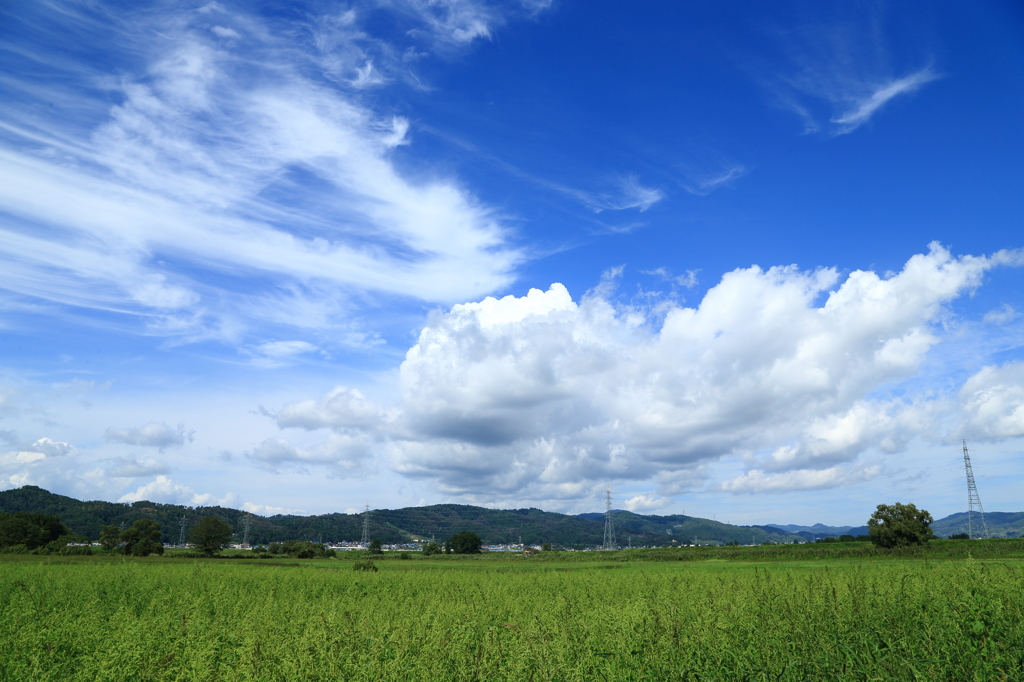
1,547 -> 1022,680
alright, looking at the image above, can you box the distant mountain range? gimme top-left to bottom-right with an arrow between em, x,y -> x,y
930,511 -> 1024,539
1,486 -> 1020,546
766,523 -> 870,541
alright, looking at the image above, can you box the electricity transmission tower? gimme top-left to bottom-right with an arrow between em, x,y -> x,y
603,486 -> 617,550
242,514 -> 252,546
360,503 -> 371,546
177,515 -> 188,547
962,440 -> 990,539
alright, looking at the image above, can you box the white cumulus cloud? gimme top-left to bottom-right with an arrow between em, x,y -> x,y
118,475 -> 236,506
247,433 -> 373,474
104,422 -> 192,451
268,244 -> 1024,502
26,437 -> 76,458
957,362 -> 1024,441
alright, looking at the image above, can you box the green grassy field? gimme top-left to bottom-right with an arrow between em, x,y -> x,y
1,552 -> 1022,681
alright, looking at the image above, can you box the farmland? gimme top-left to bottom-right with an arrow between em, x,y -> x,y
1,549 -> 1022,680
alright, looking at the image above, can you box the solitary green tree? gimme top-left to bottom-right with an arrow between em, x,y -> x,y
422,541 -> 441,556
867,502 -> 934,548
120,519 -> 163,556
368,538 -> 383,555
189,516 -> 234,556
99,525 -> 122,551
447,531 -> 483,554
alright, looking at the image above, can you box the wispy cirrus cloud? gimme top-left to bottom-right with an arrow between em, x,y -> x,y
754,7 -> 940,136
591,176 -> 664,213
0,0 -> 546,349
682,164 -> 748,196
545,175 -> 663,214
774,61 -> 939,136
829,69 -> 939,134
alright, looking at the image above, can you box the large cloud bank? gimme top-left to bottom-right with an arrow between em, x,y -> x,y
265,244 -> 1024,501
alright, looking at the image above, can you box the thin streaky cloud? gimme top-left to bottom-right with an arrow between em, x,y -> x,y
683,164 -> 748,196
832,69 -> 940,134
752,8 -> 941,137
419,123 -> 663,214
0,3 -> 530,346
596,176 -> 664,213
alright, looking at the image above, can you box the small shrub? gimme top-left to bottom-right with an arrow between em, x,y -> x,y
353,560 -> 378,572
59,545 -> 93,556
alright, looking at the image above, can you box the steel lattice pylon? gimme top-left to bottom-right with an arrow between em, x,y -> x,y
177,515 -> 188,547
360,503 -> 371,546
962,440 -> 990,540
603,486 -> 617,550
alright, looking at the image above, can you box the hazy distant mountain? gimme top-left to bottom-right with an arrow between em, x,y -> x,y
931,511 -> 1024,538
767,523 -> 869,538
770,512 -> 1024,539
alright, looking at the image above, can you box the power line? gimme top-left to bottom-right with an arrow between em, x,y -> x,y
603,486 -> 617,550
962,440 -> 990,539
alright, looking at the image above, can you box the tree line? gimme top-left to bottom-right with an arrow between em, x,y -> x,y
0,511 -> 236,557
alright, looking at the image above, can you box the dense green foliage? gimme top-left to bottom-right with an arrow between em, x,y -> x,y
0,554 -> 1022,680
120,519 -> 164,557
0,511 -> 69,549
99,525 -> 121,551
188,516 -> 233,556
445,531 -> 483,554
267,541 -> 336,559
868,502 -> 934,548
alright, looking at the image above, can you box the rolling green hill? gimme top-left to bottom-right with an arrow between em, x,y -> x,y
0,486 -> 797,547
931,511 -> 1024,538
8,485 -> 1008,546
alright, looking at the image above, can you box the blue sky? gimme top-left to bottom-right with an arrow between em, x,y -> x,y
1,0 -> 1022,524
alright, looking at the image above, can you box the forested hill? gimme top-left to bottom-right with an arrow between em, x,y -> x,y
0,485 -> 800,546
10,485 -> 1014,545
931,511 -> 1024,539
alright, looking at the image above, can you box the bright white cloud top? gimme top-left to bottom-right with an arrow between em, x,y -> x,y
0,0 -> 1022,523
264,245 -> 1024,503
